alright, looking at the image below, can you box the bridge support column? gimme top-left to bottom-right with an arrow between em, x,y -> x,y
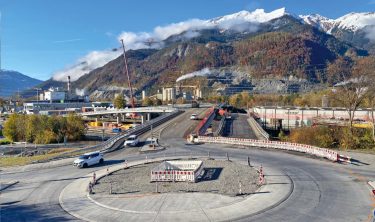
147,113 -> 151,121
141,114 -> 145,124
116,115 -> 120,124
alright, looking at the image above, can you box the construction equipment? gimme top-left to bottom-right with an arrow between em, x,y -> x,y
120,39 -> 137,118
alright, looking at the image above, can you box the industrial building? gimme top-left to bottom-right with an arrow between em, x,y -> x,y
24,76 -> 91,114
251,106 -> 375,130
151,160 -> 204,183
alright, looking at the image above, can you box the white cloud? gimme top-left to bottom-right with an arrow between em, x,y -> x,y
364,26 -> 375,42
52,49 -> 121,82
52,8 -> 285,82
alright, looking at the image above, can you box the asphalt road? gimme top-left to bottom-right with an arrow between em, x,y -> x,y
222,113 -> 257,139
1,108 -> 374,222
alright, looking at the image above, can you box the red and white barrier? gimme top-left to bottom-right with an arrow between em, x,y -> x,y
197,136 -> 348,162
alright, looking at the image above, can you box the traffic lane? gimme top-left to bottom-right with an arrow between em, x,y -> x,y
187,144 -> 373,222
2,144 -> 371,222
230,113 -> 257,139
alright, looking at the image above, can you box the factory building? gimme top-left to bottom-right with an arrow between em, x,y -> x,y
162,88 -> 176,102
252,106 -> 374,130
24,76 -> 91,114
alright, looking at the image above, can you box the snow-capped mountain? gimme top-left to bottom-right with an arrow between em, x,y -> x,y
299,14 -> 336,33
300,12 -> 375,33
51,8 -> 375,84
209,8 -> 290,24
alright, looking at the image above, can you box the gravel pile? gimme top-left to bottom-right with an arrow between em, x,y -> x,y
93,159 -> 259,196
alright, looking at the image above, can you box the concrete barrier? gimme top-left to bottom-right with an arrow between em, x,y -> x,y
247,115 -> 270,140
197,136 -> 343,162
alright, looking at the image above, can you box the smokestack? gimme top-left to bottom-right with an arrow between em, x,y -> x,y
67,76 -> 71,92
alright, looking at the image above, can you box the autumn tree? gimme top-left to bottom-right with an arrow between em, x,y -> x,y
142,97 -> 154,106
66,113 -> 86,141
113,94 -> 126,109
330,56 -> 375,132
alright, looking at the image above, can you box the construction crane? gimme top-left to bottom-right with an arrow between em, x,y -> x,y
120,39 -> 137,118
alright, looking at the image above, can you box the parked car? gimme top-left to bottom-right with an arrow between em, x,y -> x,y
124,135 -> 139,146
190,114 -> 198,120
73,151 -> 104,168
112,128 -> 122,133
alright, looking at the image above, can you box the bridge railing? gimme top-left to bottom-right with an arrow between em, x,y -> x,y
196,136 -> 346,162
80,106 -> 176,116
34,110 -> 183,163
214,116 -> 226,137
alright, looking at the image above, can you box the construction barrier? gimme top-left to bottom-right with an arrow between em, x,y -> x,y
195,108 -> 216,136
196,136 -> 347,162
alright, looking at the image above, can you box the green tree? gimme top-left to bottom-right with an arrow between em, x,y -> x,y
66,114 -> 86,141
113,94 -> 126,109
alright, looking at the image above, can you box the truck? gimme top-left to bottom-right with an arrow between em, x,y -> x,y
191,100 -> 200,108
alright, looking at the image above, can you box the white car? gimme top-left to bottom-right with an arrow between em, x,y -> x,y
73,151 -> 104,168
190,114 -> 198,120
124,135 -> 139,147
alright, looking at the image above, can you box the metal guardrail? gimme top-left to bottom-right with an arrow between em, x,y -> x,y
34,110 -> 184,163
214,116 -> 226,137
197,136 -> 344,162
80,106 -> 176,116
100,110 -> 184,154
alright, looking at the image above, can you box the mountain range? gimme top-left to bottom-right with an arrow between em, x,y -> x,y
0,70 -> 42,98
31,8 -> 375,98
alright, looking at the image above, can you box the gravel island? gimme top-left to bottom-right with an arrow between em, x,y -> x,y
93,159 -> 260,196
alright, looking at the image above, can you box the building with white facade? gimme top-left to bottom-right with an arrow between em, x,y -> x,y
162,88 -> 176,102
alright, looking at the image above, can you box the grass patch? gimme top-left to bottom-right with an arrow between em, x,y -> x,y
0,148 -> 76,167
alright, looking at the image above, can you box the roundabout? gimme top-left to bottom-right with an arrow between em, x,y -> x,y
1,109 -> 374,222
59,156 -> 293,222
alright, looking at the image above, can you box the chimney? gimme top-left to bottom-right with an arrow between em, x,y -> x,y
67,76 -> 71,92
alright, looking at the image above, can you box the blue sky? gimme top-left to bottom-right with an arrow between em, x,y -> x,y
0,0 -> 374,80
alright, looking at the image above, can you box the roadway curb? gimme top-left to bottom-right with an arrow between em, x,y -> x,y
0,180 -> 19,192
59,156 -> 293,222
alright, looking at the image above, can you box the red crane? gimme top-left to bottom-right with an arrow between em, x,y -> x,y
120,39 -> 136,111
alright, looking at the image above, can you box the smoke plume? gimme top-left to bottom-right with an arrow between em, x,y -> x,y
176,68 -> 211,82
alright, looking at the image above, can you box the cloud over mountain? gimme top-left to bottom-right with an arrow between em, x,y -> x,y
52,8 -> 287,82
